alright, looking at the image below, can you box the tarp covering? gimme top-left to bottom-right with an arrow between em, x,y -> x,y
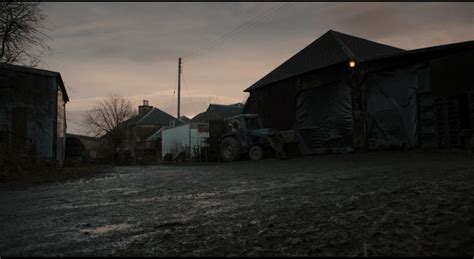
296,81 -> 353,154
364,65 -> 421,150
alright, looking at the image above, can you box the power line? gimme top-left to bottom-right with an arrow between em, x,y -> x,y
183,2 -> 293,63
184,3 -> 288,62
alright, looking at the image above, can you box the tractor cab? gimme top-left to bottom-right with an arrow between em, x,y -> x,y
225,114 -> 263,133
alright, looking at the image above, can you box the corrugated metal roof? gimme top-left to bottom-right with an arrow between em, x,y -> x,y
0,62 -> 70,102
244,30 -> 405,92
362,40 -> 474,63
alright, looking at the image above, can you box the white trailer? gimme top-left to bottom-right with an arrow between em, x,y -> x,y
161,123 -> 209,160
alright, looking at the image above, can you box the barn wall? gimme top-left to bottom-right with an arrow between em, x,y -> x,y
363,48 -> 474,150
244,46 -> 474,154
0,68 -> 56,161
27,74 -> 55,160
363,64 -> 424,150
415,66 -> 436,147
244,64 -> 346,131
427,49 -> 474,148
245,78 -> 298,130
296,80 -> 353,154
245,64 -> 354,155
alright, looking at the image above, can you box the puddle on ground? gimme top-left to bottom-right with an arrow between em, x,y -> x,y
80,223 -> 131,235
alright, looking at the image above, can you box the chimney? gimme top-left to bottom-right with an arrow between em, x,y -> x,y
138,100 -> 153,116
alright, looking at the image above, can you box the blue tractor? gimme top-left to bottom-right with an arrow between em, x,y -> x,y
218,114 -> 298,162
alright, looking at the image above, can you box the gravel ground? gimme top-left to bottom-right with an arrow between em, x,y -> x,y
0,150 -> 473,256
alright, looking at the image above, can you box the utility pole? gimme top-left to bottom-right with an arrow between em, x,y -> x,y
177,57 -> 182,119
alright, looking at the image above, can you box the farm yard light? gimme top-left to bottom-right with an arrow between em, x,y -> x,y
349,60 -> 356,68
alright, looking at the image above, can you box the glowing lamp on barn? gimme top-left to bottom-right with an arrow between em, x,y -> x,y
349,59 -> 356,68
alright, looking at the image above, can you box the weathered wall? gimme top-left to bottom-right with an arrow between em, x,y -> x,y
363,64 -> 424,150
296,80 -> 353,154
244,77 -> 298,130
0,68 -> 57,161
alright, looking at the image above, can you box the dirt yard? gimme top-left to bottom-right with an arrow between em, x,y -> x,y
0,150 -> 473,256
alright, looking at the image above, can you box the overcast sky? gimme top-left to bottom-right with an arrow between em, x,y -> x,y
39,2 -> 474,135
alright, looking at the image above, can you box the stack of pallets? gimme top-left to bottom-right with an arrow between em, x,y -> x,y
417,92 -> 437,147
434,97 -> 462,148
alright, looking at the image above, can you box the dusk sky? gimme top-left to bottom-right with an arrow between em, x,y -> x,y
39,2 -> 474,135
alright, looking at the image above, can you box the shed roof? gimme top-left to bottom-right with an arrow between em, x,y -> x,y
191,103 -> 244,123
362,39 -> 474,63
0,62 -> 69,102
244,30 -> 404,92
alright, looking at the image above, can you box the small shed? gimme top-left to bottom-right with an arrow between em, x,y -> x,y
0,63 -> 69,167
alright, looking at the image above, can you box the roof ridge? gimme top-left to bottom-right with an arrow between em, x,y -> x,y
244,29 -> 406,92
154,106 -> 179,120
136,106 -> 179,125
0,62 -> 60,75
136,107 -> 156,124
330,30 -> 405,52
329,30 -> 356,60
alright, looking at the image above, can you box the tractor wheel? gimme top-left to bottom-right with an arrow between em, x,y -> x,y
249,145 -> 263,161
220,137 -> 241,162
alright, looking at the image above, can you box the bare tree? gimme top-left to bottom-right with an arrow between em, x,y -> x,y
83,93 -> 136,138
83,93 -> 136,163
0,1 -> 50,67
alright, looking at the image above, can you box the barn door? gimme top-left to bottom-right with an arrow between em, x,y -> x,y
295,81 -> 353,155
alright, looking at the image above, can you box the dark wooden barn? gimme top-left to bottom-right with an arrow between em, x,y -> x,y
0,63 -> 69,167
243,30 -> 474,154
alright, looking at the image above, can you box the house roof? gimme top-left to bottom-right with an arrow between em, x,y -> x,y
191,103 -> 244,123
0,62 -> 69,102
244,30 -> 405,92
107,106 -> 181,139
136,107 -> 182,126
114,106 -> 181,132
178,115 -> 191,123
